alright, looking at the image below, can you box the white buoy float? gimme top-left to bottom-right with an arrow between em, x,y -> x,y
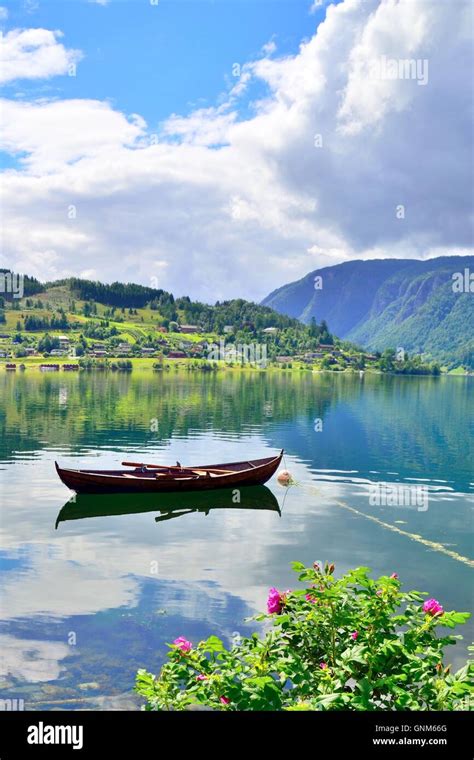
277,469 -> 294,486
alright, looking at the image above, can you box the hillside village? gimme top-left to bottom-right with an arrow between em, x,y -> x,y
0,273 -> 443,374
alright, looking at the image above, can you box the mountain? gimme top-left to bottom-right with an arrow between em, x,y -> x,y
262,256 -> 474,368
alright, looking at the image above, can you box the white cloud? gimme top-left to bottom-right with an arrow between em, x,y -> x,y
0,6 -> 8,21
0,0 -> 472,303
161,105 -> 236,147
261,39 -> 276,56
0,28 -> 82,84
337,0 -> 455,133
0,98 -> 146,171
310,0 -> 325,14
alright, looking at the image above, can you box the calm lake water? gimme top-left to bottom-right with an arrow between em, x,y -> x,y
0,371 -> 473,710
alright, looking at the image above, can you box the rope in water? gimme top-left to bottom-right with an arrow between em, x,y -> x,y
320,492 -> 474,569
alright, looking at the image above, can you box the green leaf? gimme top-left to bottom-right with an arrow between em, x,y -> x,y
314,693 -> 344,709
203,635 -> 225,652
443,612 -> 471,625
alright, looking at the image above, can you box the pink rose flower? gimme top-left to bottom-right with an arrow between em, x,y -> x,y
319,662 -> 328,670
423,598 -> 444,616
196,674 -> 208,681
267,587 -> 284,614
173,636 -> 192,653
351,631 -> 359,640
220,696 -> 230,705
305,593 -> 317,604
390,573 -> 399,579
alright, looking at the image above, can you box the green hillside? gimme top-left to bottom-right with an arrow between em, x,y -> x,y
347,271 -> 474,368
0,271 -> 453,374
262,256 -> 474,368
0,273 -> 335,366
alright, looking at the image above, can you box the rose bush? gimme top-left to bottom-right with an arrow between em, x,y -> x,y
135,561 -> 473,711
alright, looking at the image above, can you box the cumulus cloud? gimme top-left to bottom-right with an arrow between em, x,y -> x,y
161,105 -> 236,147
0,0 -> 472,302
338,0 -> 461,133
0,98 -> 146,171
0,27 -> 82,84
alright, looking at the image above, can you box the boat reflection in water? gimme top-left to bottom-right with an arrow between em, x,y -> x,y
55,485 -> 281,529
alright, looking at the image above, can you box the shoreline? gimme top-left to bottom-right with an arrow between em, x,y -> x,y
0,357 -> 470,376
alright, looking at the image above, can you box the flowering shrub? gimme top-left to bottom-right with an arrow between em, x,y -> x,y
135,562 -> 473,711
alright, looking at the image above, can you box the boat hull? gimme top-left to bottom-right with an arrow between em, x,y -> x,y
55,452 -> 283,494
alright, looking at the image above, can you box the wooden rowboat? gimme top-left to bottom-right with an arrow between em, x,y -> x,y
55,450 -> 284,494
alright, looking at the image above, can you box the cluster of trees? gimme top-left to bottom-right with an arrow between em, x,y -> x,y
83,301 -> 98,317
261,330 -> 329,360
103,306 -> 139,318
68,278 -> 177,311
0,270 -> 44,299
169,299 -> 336,354
458,347 -> 474,370
77,358 -> 132,370
174,298 -> 298,333
37,334 -> 61,353
376,349 -> 440,375
82,321 -> 119,339
110,360 -> 133,371
24,298 -> 47,309
439,343 -> 474,371
23,311 -> 69,331
308,317 -> 333,344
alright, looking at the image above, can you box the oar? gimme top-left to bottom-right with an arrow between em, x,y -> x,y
122,461 -> 182,470
122,460 -> 235,475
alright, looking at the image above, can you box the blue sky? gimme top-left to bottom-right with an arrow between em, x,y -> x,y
0,0 -> 472,302
3,0 -> 329,129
